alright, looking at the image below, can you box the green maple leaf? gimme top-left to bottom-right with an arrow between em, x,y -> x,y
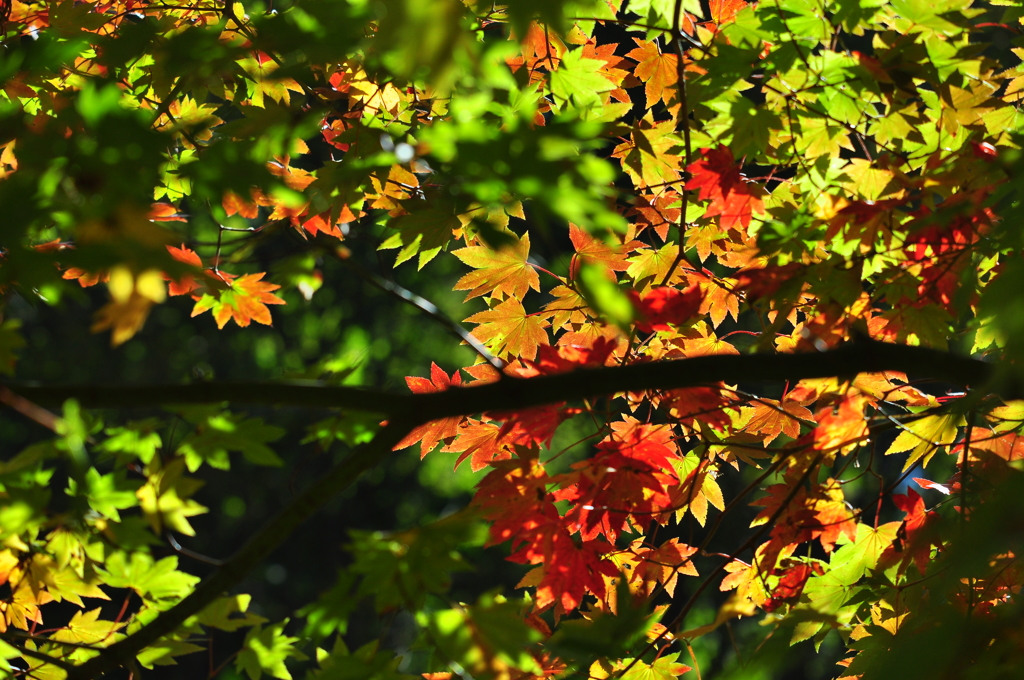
69,467 -> 140,521
176,407 -> 285,471
193,594 -> 267,632
98,419 -> 164,465
101,552 -> 200,601
136,456 -> 208,536
549,48 -> 616,112
626,243 -> 680,293
237,620 -> 307,680
380,201 -> 462,269
611,119 -> 684,189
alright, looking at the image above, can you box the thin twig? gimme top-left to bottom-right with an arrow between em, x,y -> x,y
328,247 -> 505,371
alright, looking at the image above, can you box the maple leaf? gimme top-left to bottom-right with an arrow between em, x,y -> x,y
762,562 -> 823,612
627,243 -> 681,293
569,223 -> 629,280
526,526 -> 618,611
890,488 -> 943,575
626,39 -> 678,109
593,653 -> 692,680
506,21 -> 566,74
224,191 -> 260,219
582,38 -> 638,104
191,273 -> 285,329
732,263 -> 806,303
101,552 -> 200,601
630,539 -> 699,597
453,232 -> 541,301
51,608 -> 124,645
239,53 -> 305,108
394,363 -> 466,456
519,336 -> 618,376
0,579 -> 51,632
629,284 -> 704,333
811,394 -> 869,457
549,47 -> 618,112
465,298 -> 550,361
136,457 -> 208,537
629,192 -> 681,241
237,620 -> 306,680
741,398 -> 814,446
709,0 -> 747,25
885,412 -> 960,471
91,267 -> 167,346
684,145 -> 765,229
166,244 -> 203,297
612,119 -> 684,190
443,420 -> 511,471
660,386 -> 734,432
474,459 -> 558,548
807,479 -> 858,553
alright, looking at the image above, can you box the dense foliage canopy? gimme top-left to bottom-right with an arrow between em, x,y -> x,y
0,0 -> 1023,678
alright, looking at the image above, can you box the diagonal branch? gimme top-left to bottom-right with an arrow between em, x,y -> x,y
62,415 -> 420,680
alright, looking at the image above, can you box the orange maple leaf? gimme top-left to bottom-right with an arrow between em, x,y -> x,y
568,223 -> 630,280
626,39 -> 678,108
709,0 -> 748,25
742,398 -> 814,446
442,420 -> 511,472
191,272 -> 285,329
631,538 -> 699,597
394,363 -> 466,456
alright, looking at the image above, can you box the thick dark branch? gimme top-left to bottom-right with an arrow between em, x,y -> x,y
8,340 -> 1001,419
6,380 -> 406,414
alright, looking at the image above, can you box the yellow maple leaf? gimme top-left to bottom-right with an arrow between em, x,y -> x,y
91,267 -> 167,346
51,608 -> 124,646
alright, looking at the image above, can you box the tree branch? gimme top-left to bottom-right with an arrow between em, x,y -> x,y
7,340 -> 1003,420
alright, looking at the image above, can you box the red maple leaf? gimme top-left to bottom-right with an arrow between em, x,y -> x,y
732,263 -> 806,302
166,244 -> 203,296
762,562 -> 823,612
518,337 -> 618,377
891,488 -> 941,575
629,284 -> 704,333
393,364 -> 466,456
685,145 -> 764,229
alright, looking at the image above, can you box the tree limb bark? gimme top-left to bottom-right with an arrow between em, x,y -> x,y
7,340 -> 1002,420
